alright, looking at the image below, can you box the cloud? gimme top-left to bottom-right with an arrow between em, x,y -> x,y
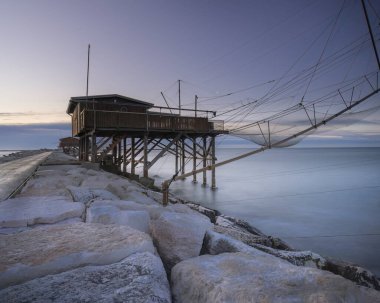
0,112 -> 70,125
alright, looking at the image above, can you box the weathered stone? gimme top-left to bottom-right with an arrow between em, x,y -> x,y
186,202 -> 221,223
0,196 -> 84,228
80,172 -> 120,188
66,186 -> 118,204
126,190 -> 159,205
0,222 -> 155,288
215,215 -> 292,250
91,199 -> 152,212
86,204 -> 150,233
171,252 -> 380,303
202,230 -> 326,268
0,252 -> 171,303
215,215 -> 264,236
150,212 -> 212,272
19,174 -> 77,197
325,258 -> 380,291
66,167 -> 88,176
148,203 -> 211,222
105,182 -> 130,199
213,225 -> 274,247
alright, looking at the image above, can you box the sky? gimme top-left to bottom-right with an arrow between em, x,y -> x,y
0,0 -> 379,149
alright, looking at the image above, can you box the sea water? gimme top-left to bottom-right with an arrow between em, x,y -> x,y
140,147 -> 380,276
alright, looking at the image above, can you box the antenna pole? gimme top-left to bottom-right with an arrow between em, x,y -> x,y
195,95 -> 198,117
86,44 -> 90,98
178,79 -> 181,116
361,0 -> 380,70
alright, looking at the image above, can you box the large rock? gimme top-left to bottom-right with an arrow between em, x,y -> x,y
150,212 -> 212,272
204,230 -> 380,290
0,252 -> 171,303
0,196 -> 84,228
0,222 -> 155,288
171,252 -> 380,303
86,204 -> 150,233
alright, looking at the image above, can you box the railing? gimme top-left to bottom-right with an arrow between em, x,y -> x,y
74,110 -> 216,135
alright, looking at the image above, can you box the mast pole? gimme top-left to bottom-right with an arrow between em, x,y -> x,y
195,95 -> 198,117
86,44 -> 90,98
178,79 -> 181,116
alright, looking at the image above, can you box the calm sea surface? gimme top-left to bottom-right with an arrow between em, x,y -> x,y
142,147 -> 380,276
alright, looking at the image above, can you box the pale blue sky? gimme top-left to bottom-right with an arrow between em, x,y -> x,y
0,0 -> 379,148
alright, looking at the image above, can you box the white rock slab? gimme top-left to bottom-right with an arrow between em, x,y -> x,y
150,212 -> 212,271
171,252 -> 380,303
0,222 -> 155,288
0,196 -> 84,228
86,204 -> 150,233
0,252 -> 171,303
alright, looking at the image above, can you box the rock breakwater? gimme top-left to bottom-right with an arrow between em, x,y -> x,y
0,151 -> 379,302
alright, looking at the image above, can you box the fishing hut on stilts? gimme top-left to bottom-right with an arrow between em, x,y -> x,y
66,94 -> 227,202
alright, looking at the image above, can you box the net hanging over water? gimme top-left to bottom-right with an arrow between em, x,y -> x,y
214,63 -> 380,147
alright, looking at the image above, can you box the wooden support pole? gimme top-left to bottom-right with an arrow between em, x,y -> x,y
118,139 -> 122,171
211,136 -> 216,190
91,133 -> 97,163
192,137 -> 197,183
85,135 -> 90,161
123,137 -> 127,173
143,134 -> 148,178
112,137 -> 117,165
148,134 -> 181,169
131,137 -> 136,175
181,138 -> 185,176
202,137 -> 207,186
79,137 -> 82,160
175,141 -> 179,174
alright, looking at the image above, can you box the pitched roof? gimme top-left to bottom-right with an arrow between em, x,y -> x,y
66,94 -> 154,114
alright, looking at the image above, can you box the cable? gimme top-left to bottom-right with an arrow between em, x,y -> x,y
302,0 -> 347,101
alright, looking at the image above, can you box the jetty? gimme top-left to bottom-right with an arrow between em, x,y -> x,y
0,151 -> 51,201
0,151 -> 379,302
